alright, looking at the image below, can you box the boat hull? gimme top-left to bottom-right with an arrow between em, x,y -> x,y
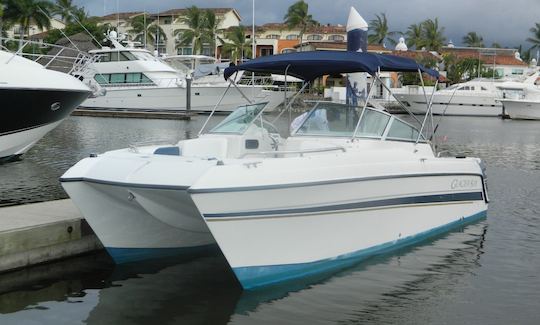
0,88 -> 90,159
61,180 -> 215,264
80,86 -> 284,112
500,99 -> 540,120
191,172 -> 488,289
395,93 -> 502,116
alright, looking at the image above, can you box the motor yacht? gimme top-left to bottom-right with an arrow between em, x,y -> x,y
75,32 -> 285,112
395,79 -> 504,116
0,49 -> 91,161
60,51 -> 488,288
497,81 -> 540,120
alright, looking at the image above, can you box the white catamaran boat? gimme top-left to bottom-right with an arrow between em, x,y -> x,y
0,48 -> 91,161
60,51 -> 488,288
75,32 -> 285,112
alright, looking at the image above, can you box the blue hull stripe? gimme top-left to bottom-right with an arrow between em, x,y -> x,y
233,210 -> 487,290
204,192 -> 483,218
106,244 -> 216,264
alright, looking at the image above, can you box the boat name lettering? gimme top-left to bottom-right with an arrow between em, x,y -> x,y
451,178 -> 478,189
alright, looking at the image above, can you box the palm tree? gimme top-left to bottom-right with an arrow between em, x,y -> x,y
491,42 -> 502,48
174,6 -> 210,55
52,0 -> 77,24
204,9 -> 224,58
128,14 -> 166,49
283,0 -> 318,51
70,6 -> 87,23
3,0 -> 53,49
462,32 -> 484,47
421,18 -> 446,51
221,26 -> 251,64
368,13 -> 398,46
527,23 -> 540,51
405,23 -> 423,49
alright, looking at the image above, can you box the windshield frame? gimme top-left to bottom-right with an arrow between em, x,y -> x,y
208,102 -> 269,135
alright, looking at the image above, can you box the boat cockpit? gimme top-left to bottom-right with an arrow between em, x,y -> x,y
146,101 -> 427,161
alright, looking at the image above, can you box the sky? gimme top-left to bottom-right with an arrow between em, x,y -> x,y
73,0 -> 540,50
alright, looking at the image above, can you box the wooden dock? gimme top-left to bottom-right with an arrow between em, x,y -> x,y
0,199 -> 102,273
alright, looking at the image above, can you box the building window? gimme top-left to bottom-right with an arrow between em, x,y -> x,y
286,34 -> 299,40
163,18 -> 172,25
260,48 -> 274,56
266,34 -> 280,39
328,34 -> 345,41
281,48 -> 296,54
307,34 -> 322,41
177,47 -> 193,55
512,69 -> 524,75
202,47 -> 212,56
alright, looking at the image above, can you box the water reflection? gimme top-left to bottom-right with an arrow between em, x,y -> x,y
0,220 -> 487,325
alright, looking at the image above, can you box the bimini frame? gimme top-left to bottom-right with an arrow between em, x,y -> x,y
198,58 -> 440,152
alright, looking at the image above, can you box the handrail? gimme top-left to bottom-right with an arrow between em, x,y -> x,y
240,146 -> 346,158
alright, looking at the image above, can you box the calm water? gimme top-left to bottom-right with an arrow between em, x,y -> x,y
0,115 -> 539,324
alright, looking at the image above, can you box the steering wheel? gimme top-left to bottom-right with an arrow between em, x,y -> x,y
261,120 -> 281,150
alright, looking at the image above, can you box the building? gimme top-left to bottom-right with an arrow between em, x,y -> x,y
5,18 -> 65,40
440,46 -> 528,77
152,8 -> 241,56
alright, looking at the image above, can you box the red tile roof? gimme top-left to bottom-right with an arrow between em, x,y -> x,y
98,12 -> 144,21
441,48 -> 527,66
260,23 -> 346,34
294,41 -> 390,53
155,8 -> 240,19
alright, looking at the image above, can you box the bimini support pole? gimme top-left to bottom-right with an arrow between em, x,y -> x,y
230,79 -> 254,105
271,81 -> 310,124
415,70 -> 438,145
351,76 -> 378,140
376,75 -> 423,126
198,74 -> 235,136
284,64 -> 292,136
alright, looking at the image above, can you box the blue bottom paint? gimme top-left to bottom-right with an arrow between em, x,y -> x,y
233,210 -> 487,290
106,244 -> 217,264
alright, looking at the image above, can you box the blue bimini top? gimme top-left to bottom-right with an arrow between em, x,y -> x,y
224,51 -> 439,81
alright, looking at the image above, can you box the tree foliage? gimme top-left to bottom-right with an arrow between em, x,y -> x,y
221,25 -> 251,63
174,6 -> 219,55
128,14 -> 166,47
283,0 -> 318,50
368,13 -> 398,46
462,31 -> 484,47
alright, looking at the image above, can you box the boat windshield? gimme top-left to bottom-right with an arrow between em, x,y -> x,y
210,102 -> 267,134
293,102 -> 423,141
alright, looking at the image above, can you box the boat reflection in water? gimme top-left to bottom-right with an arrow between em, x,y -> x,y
0,219 -> 486,324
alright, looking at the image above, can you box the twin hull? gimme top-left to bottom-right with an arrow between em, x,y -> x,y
61,148 -> 487,288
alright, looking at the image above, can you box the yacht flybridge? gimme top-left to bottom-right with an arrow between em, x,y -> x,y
0,47 -> 91,161
75,32 -> 286,112
60,51 -> 488,289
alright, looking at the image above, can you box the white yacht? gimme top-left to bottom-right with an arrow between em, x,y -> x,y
0,49 -> 91,161
60,51 -> 488,288
75,33 -> 285,112
497,83 -> 540,120
395,79 -> 503,116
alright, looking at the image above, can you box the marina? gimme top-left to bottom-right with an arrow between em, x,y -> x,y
1,0 -> 540,323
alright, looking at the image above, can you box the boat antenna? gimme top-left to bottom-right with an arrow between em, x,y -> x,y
251,0 -> 256,100
143,10 -> 147,49
37,6 -> 81,52
65,8 -> 103,47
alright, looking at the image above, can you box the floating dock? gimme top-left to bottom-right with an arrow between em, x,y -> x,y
0,199 -> 102,273
72,108 -> 193,120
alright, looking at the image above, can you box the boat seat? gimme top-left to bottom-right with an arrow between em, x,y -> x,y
182,138 -> 228,159
154,146 -> 181,156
